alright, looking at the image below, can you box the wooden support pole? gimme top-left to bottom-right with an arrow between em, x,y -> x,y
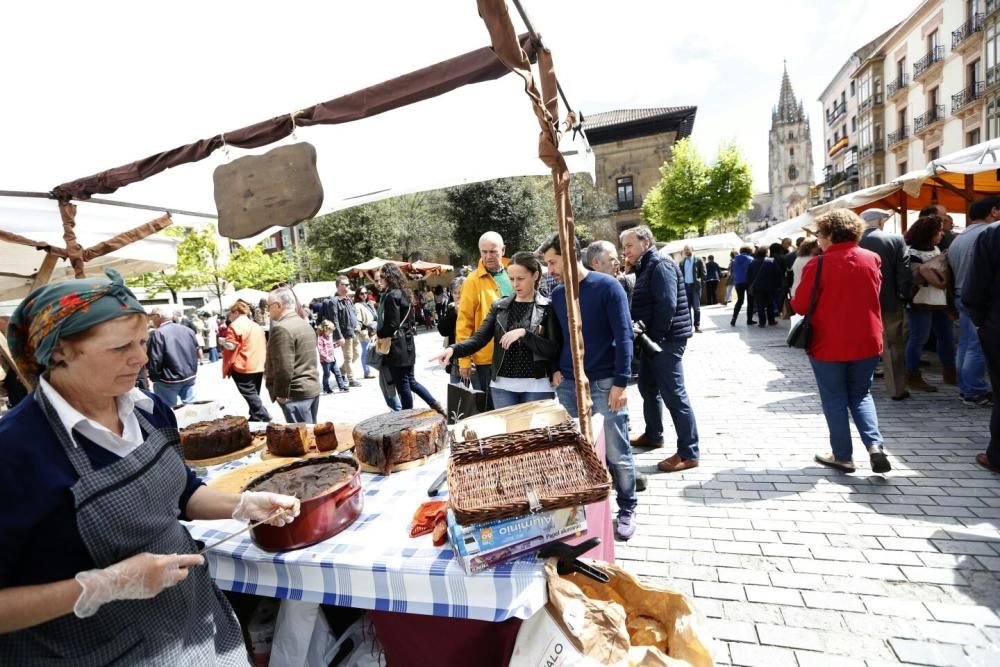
930,176 -> 974,204
31,253 -> 58,291
58,201 -> 85,278
81,213 -> 172,262
899,191 -> 908,233
0,229 -> 67,257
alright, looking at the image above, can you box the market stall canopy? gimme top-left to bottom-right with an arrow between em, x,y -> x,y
747,213 -> 816,246
0,197 -> 179,301
340,258 -> 412,278
660,232 -> 744,258
0,2 -> 593,242
410,260 -> 455,275
291,281 -> 339,305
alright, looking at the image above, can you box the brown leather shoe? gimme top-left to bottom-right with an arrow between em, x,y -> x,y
976,453 -> 1000,474
630,434 -> 664,449
906,369 -> 937,392
942,367 -> 958,385
657,454 -> 699,473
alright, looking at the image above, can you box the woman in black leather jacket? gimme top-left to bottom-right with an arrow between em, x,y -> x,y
432,252 -> 561,408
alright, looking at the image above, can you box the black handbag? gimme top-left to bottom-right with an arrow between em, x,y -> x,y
786,255 -> 823,350
446,380 -> 487,425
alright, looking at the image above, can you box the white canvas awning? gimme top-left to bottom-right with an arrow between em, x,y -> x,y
0,2 -> 594,243
660,232 -> 745,257
747,213 -> 816,245
0,197 -> 179,301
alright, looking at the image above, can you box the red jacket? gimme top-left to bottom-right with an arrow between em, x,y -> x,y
791,242 -> 883,362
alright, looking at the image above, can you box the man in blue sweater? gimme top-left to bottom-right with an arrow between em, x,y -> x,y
622,226 -> 700,473
539,233 -> 638,540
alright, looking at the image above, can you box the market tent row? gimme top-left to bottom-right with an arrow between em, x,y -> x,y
0,197 -> 180,302
807,137 -> 1000,228
746,213 -> 816,246
339,258 -> 454,279
660,232 -> 745,261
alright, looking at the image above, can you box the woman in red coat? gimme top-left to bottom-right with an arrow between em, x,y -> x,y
791,209 -> 891,475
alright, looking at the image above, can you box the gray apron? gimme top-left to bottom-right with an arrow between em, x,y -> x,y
1,388 -> 248,666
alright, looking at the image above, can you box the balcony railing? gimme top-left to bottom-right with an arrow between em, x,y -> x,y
914,105 -> 945,132
988,0 -> 1000,19
988,63 -> 1000,88
952,81 -> 985,113
887,126 -> 910,147
887,75 -> 909,99
826,171 -> 848,187
860,140 -> 884,159
913,46 -> 945,79
952,14 -> 985,48
827,100 -> 847,126
845,164 -> 859,182
858,92 -> 883,113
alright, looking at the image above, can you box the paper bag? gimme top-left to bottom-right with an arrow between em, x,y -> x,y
446,381 -> 486,424
509,559 -> 715,667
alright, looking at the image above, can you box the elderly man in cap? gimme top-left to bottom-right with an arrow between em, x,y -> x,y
858,208 -> 912,400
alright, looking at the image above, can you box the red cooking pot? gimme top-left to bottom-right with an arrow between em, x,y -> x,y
246,455 -> 363,552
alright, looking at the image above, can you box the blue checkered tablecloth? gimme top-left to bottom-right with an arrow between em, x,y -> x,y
184,453 -> 548,622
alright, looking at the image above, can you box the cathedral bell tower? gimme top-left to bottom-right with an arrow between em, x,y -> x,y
768,63 -> 813,220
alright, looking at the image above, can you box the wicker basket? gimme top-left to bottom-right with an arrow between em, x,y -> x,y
447,420 -> 611,525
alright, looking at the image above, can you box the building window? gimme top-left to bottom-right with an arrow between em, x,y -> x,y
827,138 -> 831,150
616,176 -> 634,210
928,147 -> 940,161
789,147 -> 795,157
850,80 -> 856,97
928,29 -> 940,51
851,116 -> 857,132
842,124 -> 847,138
788,131 -> 794,140
860,70 -> 872,102
263,233 -> 278,251
968,128 -> 982,146
788,165 -> 798,181
899,161 -> 908,175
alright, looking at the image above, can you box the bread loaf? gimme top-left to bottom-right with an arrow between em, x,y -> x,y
314,422 -> 339,452
180,416 -> 252,460
266,423 -> 309,457
352,409 -> 448,475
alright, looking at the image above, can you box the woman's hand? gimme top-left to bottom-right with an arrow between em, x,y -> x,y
232,491 -> 301,526
431,347 -> 454,365
499,328 -> 527,349
74,552 -> 204,618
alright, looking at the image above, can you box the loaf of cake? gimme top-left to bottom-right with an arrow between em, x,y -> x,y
314,422 -> 339,452
180,416 -> 252,460
352,409 -> 448,475
266,423 -> 310,457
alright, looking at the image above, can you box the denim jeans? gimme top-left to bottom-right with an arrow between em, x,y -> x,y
153,379 -> 195,407
956,301 -> 990,398
637,340 -> 700,460
905,309 -> 956,371
685,284 -> 701,327
490,387 -> 554,409
556,377 -> 637,513
359,337 -> 372,377
321,361 -> 346,392
808,355 -> 883,462
280,396 -> 319,424
205,347 -> 219,363
388,365 -> 437,410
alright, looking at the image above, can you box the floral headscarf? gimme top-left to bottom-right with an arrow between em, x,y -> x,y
7,268 -> 147,380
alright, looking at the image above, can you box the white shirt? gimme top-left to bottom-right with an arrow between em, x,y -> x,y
39,377 -> 154,457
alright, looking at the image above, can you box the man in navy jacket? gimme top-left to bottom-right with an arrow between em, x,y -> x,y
540,232 -> 639,540
622,226 -> 701,473
147,306 -> 199,406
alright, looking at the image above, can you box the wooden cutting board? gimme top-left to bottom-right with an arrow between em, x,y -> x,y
206,458 -> 297,494
260,423 -> 355,460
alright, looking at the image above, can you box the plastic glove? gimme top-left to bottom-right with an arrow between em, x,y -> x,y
232,491 -> 301,526
74,552 -> 204,618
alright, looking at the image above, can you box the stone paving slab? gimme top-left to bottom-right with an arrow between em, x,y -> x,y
188,306 -> 998,665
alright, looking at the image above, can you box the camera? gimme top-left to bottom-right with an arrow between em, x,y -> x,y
634,320 -> 662,357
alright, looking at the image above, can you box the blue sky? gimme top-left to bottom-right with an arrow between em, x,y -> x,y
529,0 -> 923,192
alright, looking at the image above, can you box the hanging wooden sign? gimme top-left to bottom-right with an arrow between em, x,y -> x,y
213,142 -> 324,239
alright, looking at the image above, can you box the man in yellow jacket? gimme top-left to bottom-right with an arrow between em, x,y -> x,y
456,231 -> 513,407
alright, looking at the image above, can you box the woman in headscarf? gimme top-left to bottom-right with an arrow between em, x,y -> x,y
0,270 -> 299,664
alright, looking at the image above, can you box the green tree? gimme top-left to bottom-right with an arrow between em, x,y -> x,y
390,191 -> 456,262
566,173 -> 617,244
642,139 -> 753,240
128,225 -> 217,302
304,203 -> 399,276
223,245 -> 295,290
446,177 -> 553,260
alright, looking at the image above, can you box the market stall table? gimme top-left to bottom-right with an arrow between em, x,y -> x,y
185,419 -> 613,667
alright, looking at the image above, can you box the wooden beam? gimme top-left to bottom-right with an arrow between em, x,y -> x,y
930,176 -> 974,204
30,253 -> 59,291
81,213 -> 172,262
58,201 -> 85,278
0,229 -> 67,257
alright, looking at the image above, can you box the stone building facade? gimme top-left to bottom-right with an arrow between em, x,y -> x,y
583,107 -> 698,234
768,66 -> 815,220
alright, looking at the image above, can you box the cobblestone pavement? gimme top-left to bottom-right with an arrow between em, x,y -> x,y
191,307 -> 999,666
